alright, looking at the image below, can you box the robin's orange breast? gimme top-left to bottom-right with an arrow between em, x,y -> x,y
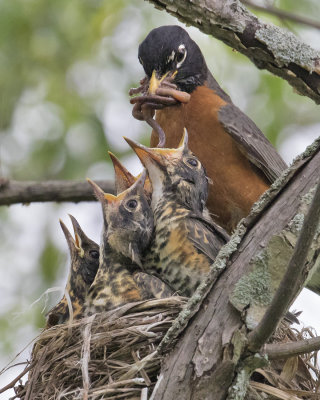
151,85 -> 269,232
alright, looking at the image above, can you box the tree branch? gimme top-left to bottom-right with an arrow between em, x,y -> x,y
157,138 -> 320,356
266,335 -> 320,360
151,140 -> 320,400
247,179 -> 320,352
242,0 -> 320,31
145,0 -> 320,104
0,179 -> 115,206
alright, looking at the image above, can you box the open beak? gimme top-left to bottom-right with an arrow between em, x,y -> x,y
124,137 -> 184,169
69,214 -> 86,257
148,70 -> 169,94
123,137 -> 164,168
108,151 -> 136,194
59,218 -> 83,258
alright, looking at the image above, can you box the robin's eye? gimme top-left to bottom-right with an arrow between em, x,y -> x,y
186,158 -> 198,167
176,51 -> 185,63
126,199 -> 138,209
89,250 -> 99,259
176,45 -> 187,67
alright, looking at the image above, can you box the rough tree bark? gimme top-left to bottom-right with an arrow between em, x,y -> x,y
0,179 -> 115,206
145,0 -> 320,104
1,2 -> 320,399
150,139 -> 320,400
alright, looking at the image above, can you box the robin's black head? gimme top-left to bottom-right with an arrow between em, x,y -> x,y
138,25 -> 207,93
88,170 -> 154,268
125,130 -> 209,214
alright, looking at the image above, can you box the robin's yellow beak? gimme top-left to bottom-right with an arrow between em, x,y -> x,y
148,70 -> 169,94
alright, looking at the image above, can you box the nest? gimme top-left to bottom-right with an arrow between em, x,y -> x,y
12,297 -> 186,400
3,298 -> 320,400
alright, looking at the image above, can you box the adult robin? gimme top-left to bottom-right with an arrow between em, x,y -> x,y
86,170 -> 172,314
131,25 -> 287,232
125,130 -> 229,297
46,215 -> 99,327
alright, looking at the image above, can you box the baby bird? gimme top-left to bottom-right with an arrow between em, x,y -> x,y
125,130 -> 229,297
110,152 -> 174,295
46,215 -> 99,327
86,170 -> 172,314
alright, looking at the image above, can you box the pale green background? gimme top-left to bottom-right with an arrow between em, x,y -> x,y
1,0 -> 320,395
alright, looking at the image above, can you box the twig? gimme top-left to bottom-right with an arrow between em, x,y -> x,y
25,347 -> 48,400
248,180 -> 320,352
241,0 -> 320,31
266,335 -> 320,360
0,179 -> 114,206
81,314 -> 95,400
0,363 -> 34,394
141,387 -> 148,400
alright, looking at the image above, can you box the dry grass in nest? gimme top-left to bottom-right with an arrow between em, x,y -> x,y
2,300 -> 320,400
249,321 -> 320,399
12,297 -> 186,400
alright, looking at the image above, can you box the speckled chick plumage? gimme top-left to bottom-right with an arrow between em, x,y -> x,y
86,170 -> 172,314
46,215 -> 99,327
125,131 -> 229,296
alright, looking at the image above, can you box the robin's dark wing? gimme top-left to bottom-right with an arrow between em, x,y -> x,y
185,214 -> 229,263
206,71 -> 288,183
218,103 -> 287,182
133,271 -> 174,299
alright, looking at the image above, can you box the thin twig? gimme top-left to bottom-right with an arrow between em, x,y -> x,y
25,347 -> 48,400
242,0 -> 320,31
248,180 -> 320,352
0,363 -> 34,394
266,335 -> 320,360
81,314 -> 95,400
0,179 -> 114,206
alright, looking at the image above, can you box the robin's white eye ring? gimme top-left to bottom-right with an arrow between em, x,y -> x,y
176,44 -> 187,68
176,51 -> 185,63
